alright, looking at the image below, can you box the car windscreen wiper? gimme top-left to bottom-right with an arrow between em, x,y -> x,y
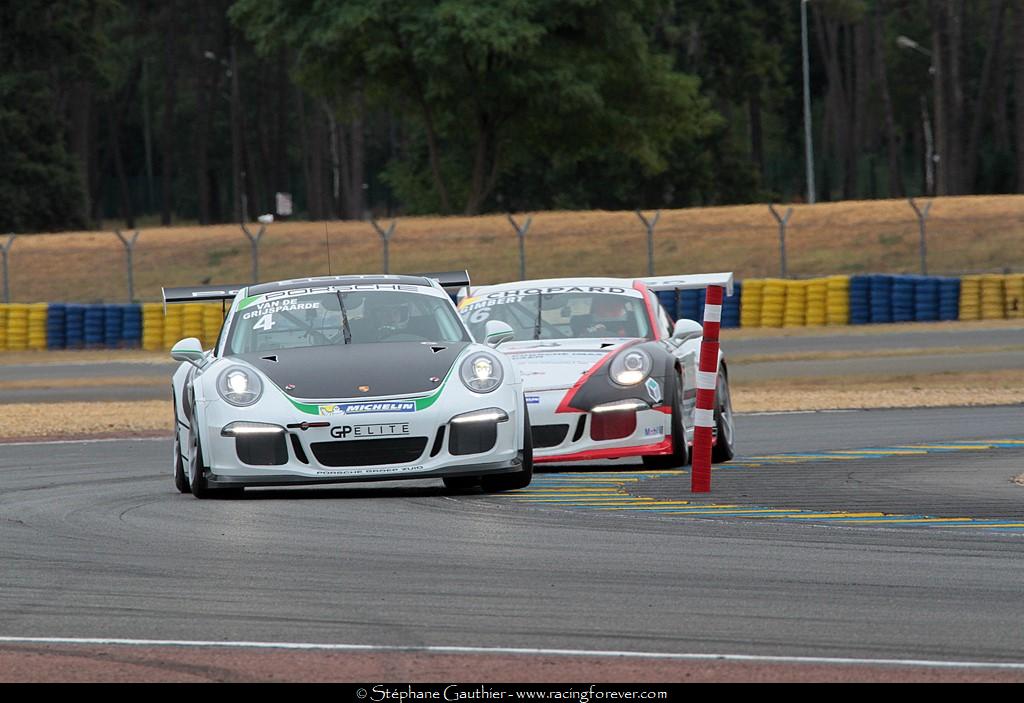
533,295 -> 543,340
336,291 -> 352,344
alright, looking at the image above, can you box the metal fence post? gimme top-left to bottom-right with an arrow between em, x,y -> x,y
768,204 -> 794,278
635,210 -> 661,276
240,223 -> 267,283
507,214 -> 533,280
1,234 -> 15,303
908,197 -> 932,275
114,229 -> 141,301
370,219 -> 397,273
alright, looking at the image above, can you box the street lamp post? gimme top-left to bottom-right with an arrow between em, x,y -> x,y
801,0 -> 816,204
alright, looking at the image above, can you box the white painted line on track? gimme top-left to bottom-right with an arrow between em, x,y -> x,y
0,637 -> 1022,670
739,409 -> 862,416
0,436 -> 168,447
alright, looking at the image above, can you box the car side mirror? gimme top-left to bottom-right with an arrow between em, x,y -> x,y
171,337 -> 206,368
484,320 -> 514,347
672,319 -> 703,343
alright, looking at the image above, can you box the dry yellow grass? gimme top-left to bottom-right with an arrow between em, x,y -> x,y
5,194 -> 1024,303
0,367 -> 1019,439
0,400 -> 171,438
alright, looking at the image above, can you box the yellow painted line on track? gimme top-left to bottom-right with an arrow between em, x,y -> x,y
829,450 -> 929,456
892,445 -> 987,451
659,509 -> 805,516
837,517 -> 976,524
763,512 -> 888,519
942,522 -> 1024,528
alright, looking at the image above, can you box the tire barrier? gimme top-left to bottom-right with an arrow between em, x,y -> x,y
783,280 -> 807,328
759,279 -> 787,328
891,276 -> 915,323
739,279 -> 763,328
65,304 -> 85,349
826,275 -> 851,326
959,275 -> 982,320
6,304 -> 29,351
938,277 -> 960,321
3,273 -> 1023,351
805,279 -> 827,326
142,303 -> 164,351
46,304 -> 67,350
122,304 -> 143,348
980,274 -> 1006,320
104,304 -> 124,348
1006,275 -> 1024,319
869,274 -> 894,324
83,306 -> 104,348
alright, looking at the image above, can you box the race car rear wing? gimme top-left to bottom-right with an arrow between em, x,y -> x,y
162,284 -> 246,313
417,270 -> 471,295
637,272 -> 735,296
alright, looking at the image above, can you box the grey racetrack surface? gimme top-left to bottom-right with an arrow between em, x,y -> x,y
1,406 -> 1022,663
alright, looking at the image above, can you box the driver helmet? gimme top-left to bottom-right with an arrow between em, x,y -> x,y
591,296 -> 627,321
370,302 -> 411,329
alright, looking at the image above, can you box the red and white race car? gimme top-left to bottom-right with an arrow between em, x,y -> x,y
459,274 -> 736,467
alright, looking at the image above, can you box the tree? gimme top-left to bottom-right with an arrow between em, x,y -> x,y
232,0 -> 721,215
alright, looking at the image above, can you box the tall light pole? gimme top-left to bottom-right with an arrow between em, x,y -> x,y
801,0 -> 816,204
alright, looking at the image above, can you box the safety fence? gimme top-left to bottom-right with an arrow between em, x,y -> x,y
1,273 -> 1022,351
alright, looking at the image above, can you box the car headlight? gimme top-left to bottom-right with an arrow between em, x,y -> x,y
609,349 -> 652,386
460,352 -> 504,393
217,365 -> 263,406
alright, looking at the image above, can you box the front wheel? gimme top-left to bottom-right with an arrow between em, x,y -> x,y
173,434 -> 190,494
480,408 -> 534,493
711,369 -> 736,463
642,377 -> 690,470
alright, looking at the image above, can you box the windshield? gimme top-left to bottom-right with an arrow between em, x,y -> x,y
460,291 -> 652,342
227,289 -> 468,354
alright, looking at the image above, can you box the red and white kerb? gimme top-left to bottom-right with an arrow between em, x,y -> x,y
691,285 -> 724,493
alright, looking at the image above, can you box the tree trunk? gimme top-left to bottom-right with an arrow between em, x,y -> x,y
965,0 -> 1007,191
1015,0 -> 1024,191
929,1 -> 948,196
748,90 -> 765,183
108,107 -> 135,229
873,1 -> 903,197
160,3 -> 178,225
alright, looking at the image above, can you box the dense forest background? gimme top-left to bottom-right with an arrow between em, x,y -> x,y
2,0 -> 1022,233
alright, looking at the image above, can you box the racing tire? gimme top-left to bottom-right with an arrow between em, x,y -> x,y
173,434 -> 190,494
642,378 -> 689,470
187,421 -> 243,499
711,369 -> 736,463
480,408 -> 534,493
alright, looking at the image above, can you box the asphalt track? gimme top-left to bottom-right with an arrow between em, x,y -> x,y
0,406 -> 1022,681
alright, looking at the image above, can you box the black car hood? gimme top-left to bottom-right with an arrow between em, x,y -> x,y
233,341 -> 469,400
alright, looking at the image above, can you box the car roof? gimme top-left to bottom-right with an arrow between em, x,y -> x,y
247,275 -> 436,296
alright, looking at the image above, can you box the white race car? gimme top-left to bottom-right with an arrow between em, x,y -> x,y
166,273 -> 532,498
458,274 -> 736,468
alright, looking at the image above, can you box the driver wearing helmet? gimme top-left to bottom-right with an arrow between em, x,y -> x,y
588,297 -> 630,337
368,299 -> 412,338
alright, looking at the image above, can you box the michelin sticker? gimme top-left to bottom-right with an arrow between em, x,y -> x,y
319,401 -> 416,416
645,378 -> 662,403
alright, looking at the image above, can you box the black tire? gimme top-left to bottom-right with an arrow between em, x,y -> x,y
480,407 -> 534,493
186,421 -> 242,499
642,376 -> 690,470
187,423 -> 213,499
173,434 -> 190,494
711,369 -> 736,463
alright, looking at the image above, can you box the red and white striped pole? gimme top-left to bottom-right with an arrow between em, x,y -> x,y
691,285 -> 724,493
